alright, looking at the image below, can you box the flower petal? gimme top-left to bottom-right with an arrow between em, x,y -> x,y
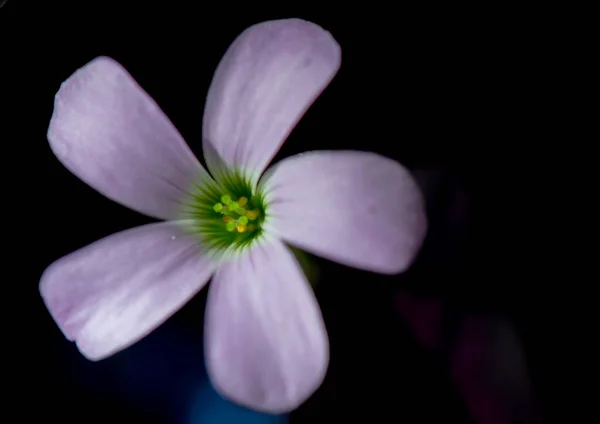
261,151 -> 427,274
48,56 -> 208,221
204,239 -> 328,413
40,221 -> 216,360
202,19 -> 341,183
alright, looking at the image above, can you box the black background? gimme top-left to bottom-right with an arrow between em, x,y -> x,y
2,1 -> 573,423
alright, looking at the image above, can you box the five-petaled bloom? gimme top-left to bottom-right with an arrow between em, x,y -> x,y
40,19 -> 427,413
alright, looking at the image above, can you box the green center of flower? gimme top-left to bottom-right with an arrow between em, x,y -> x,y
180,170 -> 268,256
213,194 -> 261,233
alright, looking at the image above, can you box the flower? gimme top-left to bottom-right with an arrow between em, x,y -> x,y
40,19 -> 427,413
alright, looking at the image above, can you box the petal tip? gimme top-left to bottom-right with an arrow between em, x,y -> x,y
75,340 -> 113,362
39,259 -> 81,342
49,56 -> 124,140
243,18 -> 341,75
281,18 -> 342,68
78,55 -> 124,76
209,370 -> 327,414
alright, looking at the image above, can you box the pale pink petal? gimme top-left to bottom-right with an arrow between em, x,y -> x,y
202,19 -> 341,182
40,221 -> 216,360
204,239 -> 328,413
261,151 -> 427,274
48,56 -> 208,221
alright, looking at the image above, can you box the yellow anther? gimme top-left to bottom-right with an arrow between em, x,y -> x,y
238,196 -> 248,207
223,216 -> 234,223
236,223 -> 246,233
246,210 -> 260,220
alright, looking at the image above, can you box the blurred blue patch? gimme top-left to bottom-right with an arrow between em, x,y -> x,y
189,383 -> 287,424
59,317 -> 287,423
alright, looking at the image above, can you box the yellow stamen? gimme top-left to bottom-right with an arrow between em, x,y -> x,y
237,223 -> 246,233
238,196 -> 248,207
246,210 -> 260,220
223,216 -> 234,223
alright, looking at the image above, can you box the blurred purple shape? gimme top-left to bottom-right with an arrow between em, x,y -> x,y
397,292 -> 543,424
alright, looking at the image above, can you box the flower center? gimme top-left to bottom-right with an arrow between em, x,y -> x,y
213,194 -> 261,233
179,170 -> 268,257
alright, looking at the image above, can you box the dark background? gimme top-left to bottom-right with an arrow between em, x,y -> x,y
2,1 -> 573,423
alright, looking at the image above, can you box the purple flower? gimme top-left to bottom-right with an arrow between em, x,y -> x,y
40,19 -> 427,413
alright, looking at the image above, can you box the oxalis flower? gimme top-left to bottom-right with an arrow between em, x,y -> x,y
41,19 -> 427,413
